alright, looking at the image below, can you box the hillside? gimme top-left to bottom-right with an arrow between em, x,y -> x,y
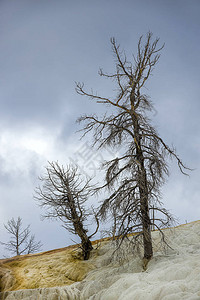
0,221 -> 200,299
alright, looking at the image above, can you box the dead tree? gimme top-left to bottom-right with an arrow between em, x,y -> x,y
0,217 -> 42,256
35,162 -> 99,260
76,32 -> 190,262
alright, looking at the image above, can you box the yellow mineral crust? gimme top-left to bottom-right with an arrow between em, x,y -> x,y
0,244 -> 97,292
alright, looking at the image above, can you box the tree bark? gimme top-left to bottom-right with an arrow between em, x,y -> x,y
67,187 -> 93,260
74,222 -> 93,260
80,234 -> 93,260
139,178 -> 153,260
131,110 -> 153,260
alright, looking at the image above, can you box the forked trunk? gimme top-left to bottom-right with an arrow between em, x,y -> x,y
67,186 -> 93,260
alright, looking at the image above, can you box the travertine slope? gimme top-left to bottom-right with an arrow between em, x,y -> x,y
1,221 -> 200,300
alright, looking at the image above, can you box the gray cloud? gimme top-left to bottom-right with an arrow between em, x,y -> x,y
0,0 -> 200,257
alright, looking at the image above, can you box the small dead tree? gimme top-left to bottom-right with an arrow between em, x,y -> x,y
76,32 -> 190,262
35,161 -> 99,260
0,217 -> 42,256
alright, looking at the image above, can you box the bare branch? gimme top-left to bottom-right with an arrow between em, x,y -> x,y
1,217 -> 42,256
76,32 -> 190,263
35,162 -> 99,260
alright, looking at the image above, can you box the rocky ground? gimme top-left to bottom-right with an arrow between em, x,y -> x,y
1,221 -> 200,300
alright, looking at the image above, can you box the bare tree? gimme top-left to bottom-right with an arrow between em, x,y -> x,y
0,217 -> 42,256
35,161 -> 99,260
76,32 -> 190,263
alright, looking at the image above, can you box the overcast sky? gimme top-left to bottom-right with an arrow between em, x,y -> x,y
0,0 -> 200,257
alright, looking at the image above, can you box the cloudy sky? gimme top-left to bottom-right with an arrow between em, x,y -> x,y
0,0 -> 200,257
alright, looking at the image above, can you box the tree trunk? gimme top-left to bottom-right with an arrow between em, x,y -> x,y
70,201 -> 93,260
75,224 -> 93,260
80,235 -> 93,260
139,183 -> 153,260
131,110 -> 153,260
67,187 -> 93,260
